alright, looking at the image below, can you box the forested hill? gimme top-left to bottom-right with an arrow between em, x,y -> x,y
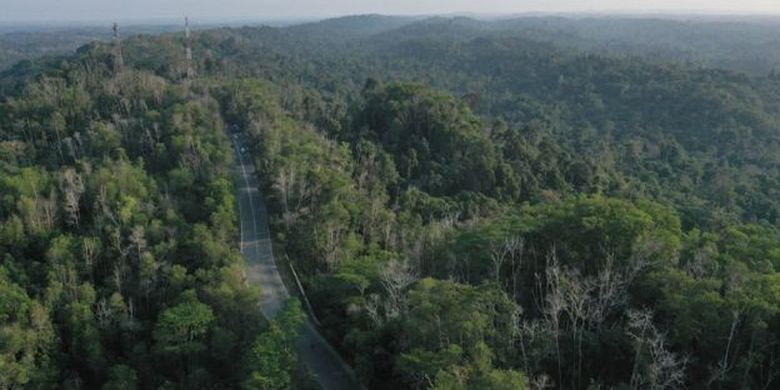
3,13 -> 780,389
0,40 -> 310,388
4,15 -> 780,75
0,25 -> 188,72
102,14 -> 780,226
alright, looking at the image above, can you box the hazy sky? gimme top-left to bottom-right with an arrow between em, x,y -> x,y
2,0 -> 780,22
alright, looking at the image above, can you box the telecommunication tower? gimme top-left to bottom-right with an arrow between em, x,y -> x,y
112,22 -> 124,73
184,16 -> 195,79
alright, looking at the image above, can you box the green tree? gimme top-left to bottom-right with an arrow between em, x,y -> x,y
102,364 -> 138,390
244,299 -> 306,389
154,291 -> 215,383
0,267 -> 56,388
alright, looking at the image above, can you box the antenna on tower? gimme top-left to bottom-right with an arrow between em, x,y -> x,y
184,16 -> 195,79
112,22 -> 124,73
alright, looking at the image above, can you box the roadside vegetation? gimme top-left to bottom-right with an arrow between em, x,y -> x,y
3,14 -> 780,389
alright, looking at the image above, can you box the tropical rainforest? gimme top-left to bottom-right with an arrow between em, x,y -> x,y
3,14 -> 780,389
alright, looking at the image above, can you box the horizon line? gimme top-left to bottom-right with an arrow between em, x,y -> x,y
3,9 -> 780,25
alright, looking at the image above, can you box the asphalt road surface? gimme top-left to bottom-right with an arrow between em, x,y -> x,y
232,134 -> 364,390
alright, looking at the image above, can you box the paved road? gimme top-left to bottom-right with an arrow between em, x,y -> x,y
232,135 -> 364,390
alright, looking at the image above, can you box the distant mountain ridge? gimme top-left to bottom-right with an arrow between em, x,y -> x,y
4,14 -> 780,75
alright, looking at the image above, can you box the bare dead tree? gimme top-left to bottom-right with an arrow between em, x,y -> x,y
490,239 -> 510,285
95,298 -> 112,327
41,188 -> 57,232
50,112 -> 66,163
507,236 -> 525,300
273,162 -> 322,229
364,193 -> 390,245
514,315 -> 557,379
128,225 -> 148,262
490,236 -> 525,288
60,168 -> 84,227
113,262 -> 125,295
627,309 -> 687,390
686,243 -> 718,279
560,267 -> 591,389
534,247 -> 640,388
82,237 -> 101,276
589,254 -> 628,327
317,222 -> 345,269
380,259 -> 418,318
537,248 -> 565,388
401,230 -> 425,270
528,374 -> 554,390
364,293 -> 383,327
272,164 -> 295,228
97,184 -> 118,226
630,234 -> 674,278
707,309 -> 741,386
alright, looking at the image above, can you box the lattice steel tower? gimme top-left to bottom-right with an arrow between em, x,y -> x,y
184,16 -> 195,79
112,22 -> 124,73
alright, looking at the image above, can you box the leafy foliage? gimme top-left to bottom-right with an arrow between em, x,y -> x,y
5,13 -> 780,390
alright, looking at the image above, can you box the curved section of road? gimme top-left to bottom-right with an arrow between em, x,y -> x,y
232,135 -> 364,390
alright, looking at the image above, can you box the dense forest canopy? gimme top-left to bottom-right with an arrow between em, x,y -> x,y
3,13 -> 780,389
